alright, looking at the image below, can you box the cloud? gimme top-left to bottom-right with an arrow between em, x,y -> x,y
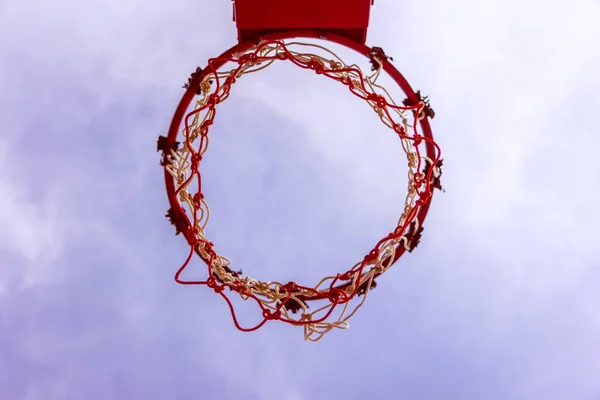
1,0 -> 600,398
0,139 -> 67,293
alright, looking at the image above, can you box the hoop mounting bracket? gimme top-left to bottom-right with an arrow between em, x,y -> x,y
232,0 -> 374,45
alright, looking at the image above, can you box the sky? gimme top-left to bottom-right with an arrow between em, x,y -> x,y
1,0 -> 599,399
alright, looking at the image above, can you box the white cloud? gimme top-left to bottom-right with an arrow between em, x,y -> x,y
1,0 -> 600,398
0,140 -> 65,269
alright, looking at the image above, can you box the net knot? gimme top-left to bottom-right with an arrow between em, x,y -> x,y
329,60 -> 342,70
200,80 -> 212,94
413,172 -> 425,189
367,93 -> 387,108
282,281 -> 298,292
198,240 -> 215,256
340,75 -> 352,87
301,313 -> 312,321
262,309 -> 281,320
363,249 -> 380,265
224,75 -> 237,86
418,190 -> 432,202
206,94 -> 220,108
199,120 -> 213,133
236,284 -> 248,295
394,225 -> 407,236
193,192 -> 204,208
307,58 -> 325,74
412,133 -> 423,146
328,288 -> 349,304
338,271 -> 354,281
186,227 -> 200,246
213,284 -> 224,294
207,277 -> 224,293
393,123 -> 406,137
191,153 -> 202,170
239,53 -> 258,64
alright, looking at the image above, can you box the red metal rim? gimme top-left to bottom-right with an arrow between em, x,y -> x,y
163,29 -> 436,303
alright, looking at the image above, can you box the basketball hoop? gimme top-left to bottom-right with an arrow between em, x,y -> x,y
158,2 -> 442,341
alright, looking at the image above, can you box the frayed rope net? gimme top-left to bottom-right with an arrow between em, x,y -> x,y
163,40 -> 442,341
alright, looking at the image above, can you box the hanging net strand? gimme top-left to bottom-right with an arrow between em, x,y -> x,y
162,40 -> 442,341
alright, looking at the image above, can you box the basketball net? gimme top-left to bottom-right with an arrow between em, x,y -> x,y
165,40 -> 442,341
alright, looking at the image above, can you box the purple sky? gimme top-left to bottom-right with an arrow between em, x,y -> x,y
1,0 -> 600,399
